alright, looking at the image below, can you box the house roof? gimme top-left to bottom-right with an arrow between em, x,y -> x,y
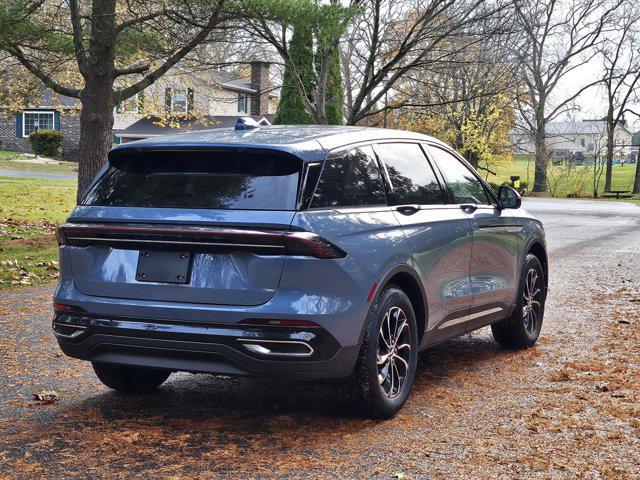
111,124 -> 447,162
207,69 -> 255,93
117,115 -> 275,138
1,87 -> 80,110
512,120 -> 633,137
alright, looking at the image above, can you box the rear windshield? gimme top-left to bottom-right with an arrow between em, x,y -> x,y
82,149 -> 302,210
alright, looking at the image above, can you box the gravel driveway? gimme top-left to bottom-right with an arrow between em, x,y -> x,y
1,199 -> 639,479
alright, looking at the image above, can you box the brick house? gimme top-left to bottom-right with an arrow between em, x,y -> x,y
0,61 -> 276,159
0,90 -> 82,158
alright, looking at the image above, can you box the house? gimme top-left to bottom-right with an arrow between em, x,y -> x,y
0,89 -> 81,158
631,131 -> 640,163
511,119 -> 634,161
0,61 -> 276,159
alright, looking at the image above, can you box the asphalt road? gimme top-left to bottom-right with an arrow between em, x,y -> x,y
0,168 -> 76,182
1,198 -> 639,479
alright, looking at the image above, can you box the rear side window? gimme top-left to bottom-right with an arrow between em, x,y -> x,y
374,143 -> 444,205
82,149 -> 301,210
311,145 -> 386,208
428,146 -> 493,205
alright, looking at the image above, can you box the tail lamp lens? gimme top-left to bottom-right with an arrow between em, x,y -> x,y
284,232 -> 346,259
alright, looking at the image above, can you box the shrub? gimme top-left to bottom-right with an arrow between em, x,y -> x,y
28,129 -> 63,157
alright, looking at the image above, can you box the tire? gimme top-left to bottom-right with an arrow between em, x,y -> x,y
491,253 -> 546,349
92,362 -> 171,393
345,286 -> 419,419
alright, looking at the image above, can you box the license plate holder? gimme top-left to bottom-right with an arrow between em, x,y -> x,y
135,251 -> 191,284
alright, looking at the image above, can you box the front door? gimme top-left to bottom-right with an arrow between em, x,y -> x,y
373,142 -> 474,346
426,145 -> 520,330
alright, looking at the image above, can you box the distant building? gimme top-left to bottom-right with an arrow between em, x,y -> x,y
511,119 -> 634,161
0,61 -> 276,159
631,131 -> 640,163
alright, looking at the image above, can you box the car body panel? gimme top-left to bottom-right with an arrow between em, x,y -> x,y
53,126 -> 547,380
391,205 -> 474,346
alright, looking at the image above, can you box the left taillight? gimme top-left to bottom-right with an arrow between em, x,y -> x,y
53,303 -> 85,314
55,226 -> 67,246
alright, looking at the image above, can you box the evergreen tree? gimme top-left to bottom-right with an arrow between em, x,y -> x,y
324,46 -> 344,125
274,25 -> 314,124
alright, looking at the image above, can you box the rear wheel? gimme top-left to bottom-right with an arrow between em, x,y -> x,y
491,254 -> 546,349
92,362 -> 171,393
345,286 -> 418,418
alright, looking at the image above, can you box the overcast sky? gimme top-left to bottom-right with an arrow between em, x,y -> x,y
559,56 -> 640,134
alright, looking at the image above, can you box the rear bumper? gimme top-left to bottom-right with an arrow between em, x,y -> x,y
53,313 -> 358,379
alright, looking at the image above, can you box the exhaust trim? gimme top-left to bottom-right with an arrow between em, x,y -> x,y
237,338 -> 315,357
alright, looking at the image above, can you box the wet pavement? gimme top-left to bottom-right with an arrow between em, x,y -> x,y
1,199 -> 639,479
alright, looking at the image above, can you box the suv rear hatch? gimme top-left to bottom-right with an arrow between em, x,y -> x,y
62,147 -> 305,306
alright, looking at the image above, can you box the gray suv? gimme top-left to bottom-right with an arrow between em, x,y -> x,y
53,125 -> 547,418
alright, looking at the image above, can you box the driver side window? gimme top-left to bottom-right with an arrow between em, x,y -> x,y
428,146 -> 492,205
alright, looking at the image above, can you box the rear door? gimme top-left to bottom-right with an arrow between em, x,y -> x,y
65,148 -> 302,306
373,143 -> 474,345
426,145 -> 519,328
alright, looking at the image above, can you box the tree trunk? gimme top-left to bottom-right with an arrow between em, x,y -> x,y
633,156 -> 640,194
604,111 -> 615,192
532,120 -> 547,192
76,0 -> 117,201
77,83 -> 115,201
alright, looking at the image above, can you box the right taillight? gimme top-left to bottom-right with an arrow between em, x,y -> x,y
283,232 -> 346,259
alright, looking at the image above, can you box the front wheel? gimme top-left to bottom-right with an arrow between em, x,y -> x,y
492,253 -> 546,349
345,286 -> 418,418
92,362 -> 171,393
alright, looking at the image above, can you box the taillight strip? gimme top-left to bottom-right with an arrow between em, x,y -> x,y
57,222 -> 346,259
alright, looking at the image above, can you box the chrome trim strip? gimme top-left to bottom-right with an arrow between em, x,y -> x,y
237,338 -> 315,357
65,236 -> 285,250
438,307 -> 503,330
52,323 -> 87,338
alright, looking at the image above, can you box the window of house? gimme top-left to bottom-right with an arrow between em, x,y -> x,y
22,111 -> 54,137
238,94 -> 250,114
428,146 -> 493,205
580,138 -> 585,147
311,146 -> 386,208
373,143 -> 444,205
171,89 -> 188,113
121,93 -> 139,113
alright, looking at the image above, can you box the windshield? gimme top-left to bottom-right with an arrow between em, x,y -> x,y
82,149 -> 302,210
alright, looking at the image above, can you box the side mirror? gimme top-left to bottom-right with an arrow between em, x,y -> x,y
497,185 -> 521,209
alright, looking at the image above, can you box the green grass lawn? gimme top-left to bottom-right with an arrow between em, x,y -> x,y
486,156 -> 640,203
0,150 -> 78,174
0,176 -> 76,289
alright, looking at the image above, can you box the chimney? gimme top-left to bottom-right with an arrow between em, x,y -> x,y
250,61 -> 270,116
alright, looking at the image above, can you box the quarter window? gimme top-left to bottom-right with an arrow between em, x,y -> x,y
312,146 -> 386,208
374,143 -> 444,205
23,111 -> 54,137
428,147 -> 492,205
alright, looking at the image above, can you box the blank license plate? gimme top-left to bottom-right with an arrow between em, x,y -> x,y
135,251 -> 191,284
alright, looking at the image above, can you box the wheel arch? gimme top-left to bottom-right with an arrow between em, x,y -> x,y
525,239 -> 548,290
362,265 -> 428,346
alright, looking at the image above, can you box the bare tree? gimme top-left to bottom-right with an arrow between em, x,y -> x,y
342,0 -> 509,126
0,0 -> 226,199
599,3 -> 640,192
514,0 -> 623,192
389,12 -> 520,171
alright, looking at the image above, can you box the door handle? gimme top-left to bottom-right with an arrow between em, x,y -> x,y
460,204 -> 477,213
396,205 -> 420,215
